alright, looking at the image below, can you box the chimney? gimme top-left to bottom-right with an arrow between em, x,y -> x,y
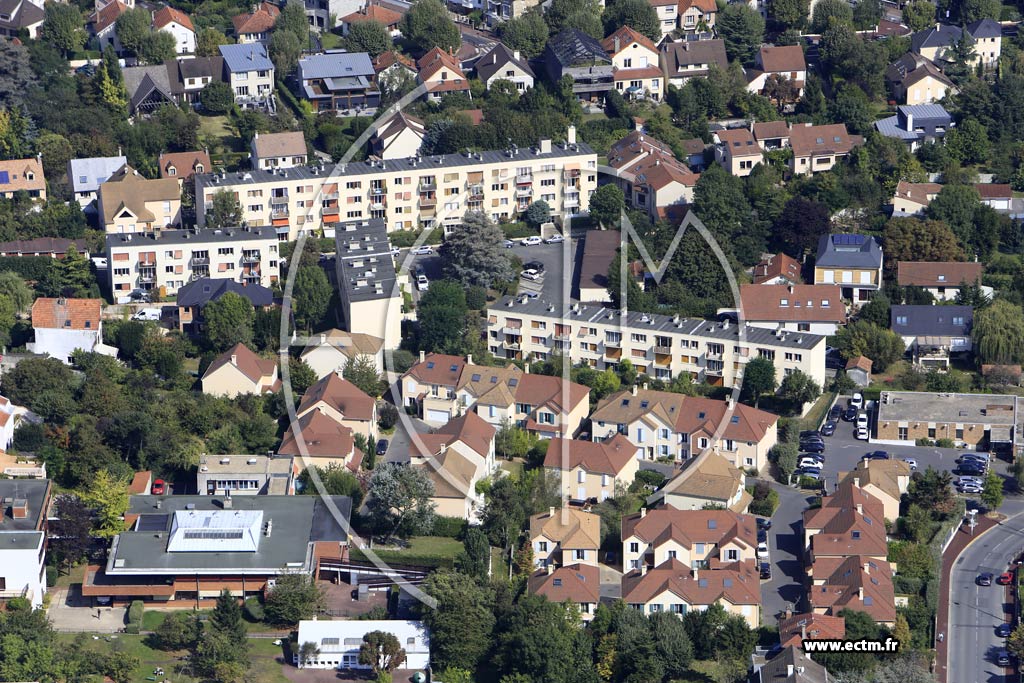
864,561 -> 870,574
320,333 -> 326,344
691,567 -> 698,580
11,499 -> 28,519
787,665 -> 795,678
631,385 -> 638,396
614,36 -> 620,52
801,623 -> 807,640
640,507 -> 647,518
567,125 -> 577,145
549,506 -> 554,517
466,354 -> 473,366
853,477 -> 860,488
420,350 -> 426,362
858,586 -> 864,600
856,503 -> 863,515
640,563 -> 647,576
524,363 -> 530,374
231,353 -> 238,366
546,562 -> 554,574
223,493 -> 233,509
541,139 -> 552,154
642,382 -> 648,391
513,49 -> 521,60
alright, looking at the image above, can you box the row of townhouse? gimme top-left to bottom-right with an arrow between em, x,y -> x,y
106,226 -> 281,297
486,296 -> 828,391
195,128 -> 598,240
714,122 -> 864,178
526,506 -> 763,626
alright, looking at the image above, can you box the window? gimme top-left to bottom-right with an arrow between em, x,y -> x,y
577,470 -> 586,483
928,427 -> 936,438
575,549 -> 585,560
727,549 -> 738,560
956,428 -> 964,439
898,427 -> 908,440
538,541 -> 548,552
629,542 -> 639,553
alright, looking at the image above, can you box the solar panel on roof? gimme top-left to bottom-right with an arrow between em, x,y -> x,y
137,513 -> 170,531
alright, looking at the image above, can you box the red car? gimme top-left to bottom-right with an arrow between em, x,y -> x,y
998,572 -> 1014,585
151,479 -> 166,495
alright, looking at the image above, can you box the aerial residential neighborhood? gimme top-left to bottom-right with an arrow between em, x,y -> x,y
2,0 -> 1024,680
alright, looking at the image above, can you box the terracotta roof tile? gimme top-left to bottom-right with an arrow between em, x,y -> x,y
158,150 -> 211,179
740,284 -> 847,323
543,433 -> 637,476
601,26 -> 658,55
789,123 -> 863,157
779,612 -> 846,647
298,371 -> 376,421
621,507 -> 757,550
529,563 -> 600,604
752,252 -> 802,284
278,410 -> 360,469
622,557 -> 760,607
152,6 -> 194,31
757,45 -> 806,73
896,260 -> 982,287
31,298 -> 101,331
252,131 -> 307,159
342,3 -> 402,25
0,157 -> 45,194
203,342 -> 278,387
530,508 -> 601,549
404,353 -> 466,387
232,2 -> 279,35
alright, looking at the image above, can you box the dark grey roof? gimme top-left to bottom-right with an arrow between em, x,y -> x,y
105,226 -> 279,250
177,56 -> 224,81
757,646 -> 829,683
475,42 -> 535,82
546,29 -> 611,68
298,51 -> 375,80
815,233 -> 883,269
891,304 -> 972,337
334,219 -> 399,304
966,18 -> 1001,39
109,494 -> 351,575
911,24 -> 961,52
0,0 -> 44,31
0,479 -> 49,532
660,39 -> 728,75
176,277 -> 274,308
123,65 -> 175,112
491,296 -> 826,350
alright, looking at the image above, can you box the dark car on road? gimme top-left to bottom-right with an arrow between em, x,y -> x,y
842,406 -> 858,421
757,518 -> 772,530
998,623 -> 1013,637
523,261 -> 545,274
376,439 -> 389,455
864,451 -> 890,460
760,562 -> 772,579
997,649 -> 1012,666
829,405 -> 842,421
800,430 -> 821,440
958,464 -> 986,476
757,529 -> 767,543
978,572 -> 994,586
821,421 -> 837,436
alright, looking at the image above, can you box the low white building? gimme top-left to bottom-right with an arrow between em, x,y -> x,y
28,298 -> 116,364
294,620 -> 430,670
152,6 -> 196,54
0,479 -> 51,609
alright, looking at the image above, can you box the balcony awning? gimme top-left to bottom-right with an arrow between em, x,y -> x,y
272,217 -> 290,226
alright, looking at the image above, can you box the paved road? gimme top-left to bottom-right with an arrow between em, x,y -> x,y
760,480 -> 814,621
947,510 -> 1024,683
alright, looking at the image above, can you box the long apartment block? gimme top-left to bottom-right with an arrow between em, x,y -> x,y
488,297 -> 827,388
195,131 -> 598,241
106,226 -> 281,297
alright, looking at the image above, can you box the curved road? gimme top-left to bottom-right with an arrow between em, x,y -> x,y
948,509 -> 1024,683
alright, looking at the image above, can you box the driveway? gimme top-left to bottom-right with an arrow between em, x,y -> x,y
759,480 -> 812,622
599,563 -> 622,601
47,586 -> 127,633
385,414 -> 431,465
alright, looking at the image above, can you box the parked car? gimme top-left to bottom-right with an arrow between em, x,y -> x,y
978,572 -> 995,586
756,543 -> 769,559
524,261 -> 546,273
855,426 -> 869,440
958,466 -> 986,477
850,393 -> 864,409
959,476 -> 985,486
521,236 -> 542,246
410,245 -> 433,255
390,246 -> 402,256
416,274 -> 429,291
999,572 -> 1014,585
997,649 -> 1012,666
821,421 -> 837,436
760,562 -> 772,579
756,518 -> 772,531
799,457 -> 824,469
376,439 -> 389,456
799,469 -> 822,480
132,307 -> 162,321
958,454 -> 988,464
757,528 -> 767,543
521,269 -> 541,281
997,623 -> 1013,637
856,412 -> 869,429
800,441 -> 826,454
842,406 -> 858,422
544,234 -> 564,244
151,479 -> 166,495
799,452 -> 825,463
829,405 -> 842,421
958,483 -> 983,494
800,430 -> 822,440
864,451 -> 890,460
902,458 -> 918,470
502,240 -> 514,249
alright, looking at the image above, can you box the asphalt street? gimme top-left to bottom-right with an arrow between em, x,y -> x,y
759,480 -> 815,620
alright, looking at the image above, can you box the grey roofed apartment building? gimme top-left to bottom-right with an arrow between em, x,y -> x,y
334,219 -> 402,349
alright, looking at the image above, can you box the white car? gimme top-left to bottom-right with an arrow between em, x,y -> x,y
856,412 -> 869,429
855,426 -> 869,440
850,393 -> 864,410
799,457 -> 823,469
503,240 -> 514,248
520,269 -> 541,281
958,476 -> 984,486
756,542 -> 769,559
521,236 -> 542,246
544,234 -> 565,244
131,307 -> 162,322
416,274 -> 429,291
902,458 -> 918,470
390,247 -> 401,256
410,246 -> 433,255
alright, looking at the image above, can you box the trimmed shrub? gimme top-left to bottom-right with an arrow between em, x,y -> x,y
45,565 -> 57,587
432,515 -> 468,538
935,438 -> 955,448
244,597 -> 265,622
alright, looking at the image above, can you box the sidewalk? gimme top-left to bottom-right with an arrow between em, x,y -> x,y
936,514 -> 999,683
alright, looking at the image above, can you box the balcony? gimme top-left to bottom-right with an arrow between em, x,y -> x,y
503,340 -> 521,350
271,206 -> 289,219
705,352 -> 724,360
654,345 -> 672,355
370,186 -> 386,196
553,333 -> 570,341
139,271 -> 156,283
241,254 -> 261,264
502,326 -> 522,335
604,339 -> 621,348
419,195 -> 437,207
515,187 -> 533,198
516,173 -> 533,184
190,257 -> 209,266
564,196 -> 580,208
419,180 -> 436,191
370,199 -> 386,210
323,190 -> 339,200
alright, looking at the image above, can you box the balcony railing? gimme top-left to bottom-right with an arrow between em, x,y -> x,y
564,197 -> 580,208
370,186 -> 386,195
516,187 -> 533,198
502,327 -> 522,335
516,173 -> 533,183
706,352 -> 724,360
271,207 -> 289,218
190,257 -> 209,266
503,340 -> 520,350
654,345 -> 672,355
604,339 -> 622,348
241,254 -> 261,264
419,196 -> 437,207
419,181 -> 436,191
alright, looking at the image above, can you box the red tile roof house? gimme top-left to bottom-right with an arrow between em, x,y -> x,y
808,554 -> 897,626
620,507 -> 758,571
401,352 -> 468,426
296,370 -> 378,444
417,47 -> 471,101
231,1 -> 279,44
738,283 -> 848,336
29,297 -> 114,364
528,563 -> 601,621
896,260 -> 983,301
544,433 -> 641,503
158,150 -> 212,180
778,611 -> 846,648
278,408 -> 365,473
341,3 -> 403,37
200,342 -> 280,398
789,123 -> 864,175
802,481 -> 888,560
746,45 -> 807,99
621,557 -> 761,627
751,252 -> 802,285
409,411 -> 496,521
151,6 -> 195,55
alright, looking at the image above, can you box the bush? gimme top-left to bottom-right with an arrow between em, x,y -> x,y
244,597 -> 265,622
798,476 -> 823,490
915,437 -> 934,447
126,599 -> 144,633
465,285 -> 487,310
378,402 -> 398,431
45,565 -> 57,587
390,229 -> 443,248
935,438 -> 955,448
431,515 -> 469,538
501,222 -> 538,239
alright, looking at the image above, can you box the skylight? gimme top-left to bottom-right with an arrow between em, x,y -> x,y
426,361 -> 435,369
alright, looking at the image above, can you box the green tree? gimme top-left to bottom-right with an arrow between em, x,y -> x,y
41,2 -> 86,57
343,354 -> 385,398
741,356 -> 776,407
771,442 -> 799,482
852,0 -> 881,28
264,572 -> 326,625
367,462 -> 436,542
298,463 -> 365,505
981,465 -> 1005,509
771,0 -> 809,29
417,570 -> 496,671
602,0 -> 661,41
139,30 -> 177,65
495,420 -> 533,459
779,370 -> 821,405
277,2 -> 311,43
546,0 -> 605,35
811,0 -> 853,32
203,292 -> 255,351
298,642 -> 321,667
206,189 -> 242,229
153,611 -> 201,650
498,11 -> 549,58
455,527 -> 490,579
49,495 -> 92,573
268,30 -> 302,76
201,81 -> 235,114
493,594 -> 586,682
440,212 -> 514,287
418,280 -> 469,354
196,28 -> 229,56
903,0 -> 936,30
907,466 -> 956,516
359,631 -> 406,674
973,299 -> 1024,364
858,293 -> 890,327
210,588 -> 247,647
402,0 -> 460,53
588,184 -> 625,227
883,217 -> 964,274
716,3 -> 765,63
81,469 -> 129,539
343,20 -> 391,56
292,266 -> 332,331
774,197 -> 830,258
525,200 -> 552,228
901,504 -> 932,542
833,321 -> 906,371
828,82 -> 872,134
945,118 -> 989,165
115,8 -> 152,55
1009,624 -> 1024,661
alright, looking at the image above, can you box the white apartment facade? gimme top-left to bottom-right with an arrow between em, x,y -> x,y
488,297 -> 827,389
106,227 -> 281,297
195,131 -> 598,240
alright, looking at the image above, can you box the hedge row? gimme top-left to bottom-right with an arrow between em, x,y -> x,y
125,599 -> 144,634
350,546 -> 455,570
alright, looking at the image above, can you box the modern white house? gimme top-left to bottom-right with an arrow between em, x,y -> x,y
0,479 -> 51,609
294,620 -> 430,670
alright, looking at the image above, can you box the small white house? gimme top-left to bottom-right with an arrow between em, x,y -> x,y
28,298 -> 116,364
294,620 -> 430,671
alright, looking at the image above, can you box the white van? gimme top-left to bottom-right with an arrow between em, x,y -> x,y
131,307 -> 162,321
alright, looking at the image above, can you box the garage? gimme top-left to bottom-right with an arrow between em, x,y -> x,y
427,409 -> 451,424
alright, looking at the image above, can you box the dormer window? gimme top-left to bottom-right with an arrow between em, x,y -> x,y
937,275 -> 946,281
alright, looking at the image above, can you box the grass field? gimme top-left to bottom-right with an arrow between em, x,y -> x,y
199,115 -> 246,153
352,535 -> 464,569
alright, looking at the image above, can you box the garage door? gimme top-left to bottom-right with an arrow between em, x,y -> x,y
427,409 -> 451,424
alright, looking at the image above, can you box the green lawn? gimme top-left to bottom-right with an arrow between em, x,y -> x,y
142,609 -> 167,631
199,114 -> 246,153
321,31 -> 344,50
352,535 -> 464,569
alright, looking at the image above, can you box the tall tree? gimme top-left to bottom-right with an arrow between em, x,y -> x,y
417,571 -> 496,671
832,321 -> 906,371
455,527 -> 490,579
779,370 -> 821,405
418,280 -> 469,354
264,572 -> 326,625
41,3 -> 86,56
114,8 -> 152,55
196,28 -> 229,56
973,299 -> 1024,364
716,3 -> 765,64
206,190 -> 243,229
81,469 -> 129,539
810,0 -> 853,32
343,354 -> 385,398
268,30 -> 302,76
276,2 -> 311,45
402,0 -> 460,53
602,0 -> 661,41
883,217 -> 964,274
771,0 -> 809,29
139,30 -> 177,65
741,357 -> 777,407
589,184 -> 625,227
359,631 -> 407,674
292,266 -> 332,331
902,0 -> 936,30
773,197 -> 830,257
440,212 -> 514,288
343,20 -> 391,57
203,292 -> 255,351
498,11 -> 549,58
49,495 -> 92,572
367,462 -> 436,542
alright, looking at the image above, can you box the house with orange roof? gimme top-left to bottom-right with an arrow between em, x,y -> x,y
201,343 -> 280,398
158,150 -> 211,181
29,298 -> 113,363
529,507 -> 601,567
746,45 -> 806,99
232,1 -> 279,44
528,564 -> 601,620
802,481 -> 887,562
620,507 -> 758,571
896,260 -> 984,301
891,180 -> 941,215
401,352 -> 468,425
341,3 -> 403,36
752,252 -> 802,285
152,6 -> 195,54
0,157 -> 45,201
416,47 -> 471,101
713,128 -> 762,176
739,283 -> 848,336
778,611 -> 846,648
678,0 -> 717,32
605,130 -> 699,219
590,389 -> 778,471
409,411 -> 496,521
621,557 -> 761,627
128,470 -> 153,495
278,409 -> 364,472
543,434 -> 641,502
91,0 -> 128,52
751,121 -> 791,150
790,123 -> 864,175
602,27 -> 664,101
808,555 -> 897,626
296,370 -> 378,443
650,453 -> 752,512
837,459 -> 912,522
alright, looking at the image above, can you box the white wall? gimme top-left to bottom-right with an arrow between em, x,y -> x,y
1,535 -> 45,608
29,328 -> 101,364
